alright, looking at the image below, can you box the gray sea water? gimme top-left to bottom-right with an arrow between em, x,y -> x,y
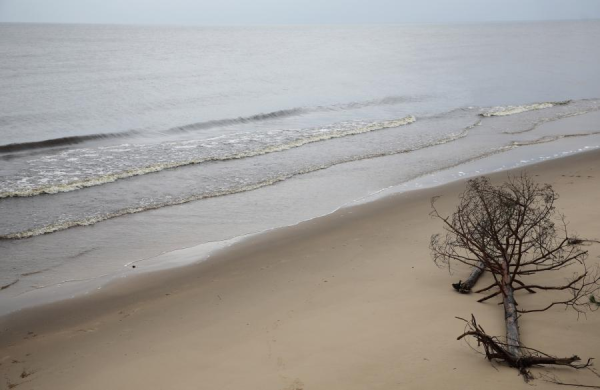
1,21 -> 600,314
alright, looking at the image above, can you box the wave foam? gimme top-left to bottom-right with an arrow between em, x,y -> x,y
0,96 -> 417,154
0,117 -> 489,240
0,116 -> 416,199
480,100 -> 571,117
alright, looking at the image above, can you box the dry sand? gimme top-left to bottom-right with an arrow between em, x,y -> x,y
1,150 -> 599,390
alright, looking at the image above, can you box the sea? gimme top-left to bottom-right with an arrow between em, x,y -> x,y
1,21 -> 600,315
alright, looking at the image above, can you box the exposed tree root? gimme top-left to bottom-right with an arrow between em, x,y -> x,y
457,315 -> 593,381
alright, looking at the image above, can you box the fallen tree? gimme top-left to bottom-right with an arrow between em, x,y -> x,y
451,260 -> 485,293
430,174 -> 600,380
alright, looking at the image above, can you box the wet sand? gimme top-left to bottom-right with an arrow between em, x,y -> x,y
1,149 -> 599,390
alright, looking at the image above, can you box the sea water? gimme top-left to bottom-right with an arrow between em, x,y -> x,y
1,21 -> 600,314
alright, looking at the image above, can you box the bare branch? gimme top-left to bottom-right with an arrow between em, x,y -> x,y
457,316 -> 592,381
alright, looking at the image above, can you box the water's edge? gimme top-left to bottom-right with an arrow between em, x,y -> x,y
1,142 -> 598,320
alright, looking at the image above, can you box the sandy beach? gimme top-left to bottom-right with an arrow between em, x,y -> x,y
1,149 -> 599,390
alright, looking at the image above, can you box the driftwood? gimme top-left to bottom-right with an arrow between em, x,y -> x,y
452,260 -> 485,293
457,315 -> 592,381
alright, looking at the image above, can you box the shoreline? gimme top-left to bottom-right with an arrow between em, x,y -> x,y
2,101 -> 600,314
1,147 -> 599,327
1,148 -> 599,389
1,137 -> 598,318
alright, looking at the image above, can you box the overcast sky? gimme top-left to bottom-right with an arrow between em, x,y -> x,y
1,0 -> 600,25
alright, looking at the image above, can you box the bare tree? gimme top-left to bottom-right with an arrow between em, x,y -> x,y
430,174 -> 600,380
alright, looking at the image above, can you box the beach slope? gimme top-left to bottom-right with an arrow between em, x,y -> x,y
1,150 -> 600,390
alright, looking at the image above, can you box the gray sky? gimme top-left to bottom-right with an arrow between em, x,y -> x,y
1,0 -> 600,25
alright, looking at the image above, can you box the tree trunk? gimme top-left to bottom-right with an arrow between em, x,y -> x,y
452,261 -> 485,293
501,272 -> 521,358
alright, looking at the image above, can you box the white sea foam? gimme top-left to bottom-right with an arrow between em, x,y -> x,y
2,116 -> 488,240
509,131 -> 600,147
502,108 -> 600,134
3,99 -> 600,240
0,116 -> 416,199
481,100 -> 570,117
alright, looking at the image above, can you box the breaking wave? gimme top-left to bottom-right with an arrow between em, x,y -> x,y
0,115 -> 416,199
480,100 -> 571,117
503,108 -> 600,135
0,108 -> 306,154
0,117 -> 479,240
0,131 -> 140,154
509,131 -> 600,147
168,108 -> 307,133
0,95 -> 419,154
169,96 -> 426,133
